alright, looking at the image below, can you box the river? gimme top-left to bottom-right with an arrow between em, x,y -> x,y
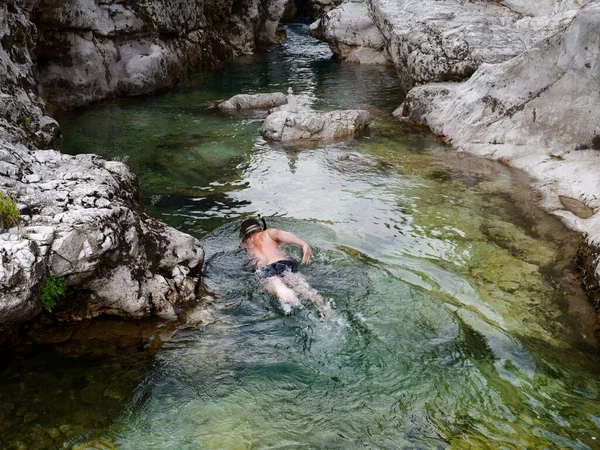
1,23 -> 599,450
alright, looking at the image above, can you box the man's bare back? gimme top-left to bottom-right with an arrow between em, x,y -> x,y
240,218 -> 327,317
243,228 -> 312,267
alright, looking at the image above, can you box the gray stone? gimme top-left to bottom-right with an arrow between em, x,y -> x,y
312,0 -> 577,89
261,108 -> 371,142
218,92 -> 288,110
310,0 -> 390,65
34,0 -> 291,109
23,411 -> 39,424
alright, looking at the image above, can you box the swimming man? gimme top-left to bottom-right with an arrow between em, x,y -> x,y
240,217 -> 329,317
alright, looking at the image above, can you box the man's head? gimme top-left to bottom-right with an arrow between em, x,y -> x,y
240,218 -> 262,239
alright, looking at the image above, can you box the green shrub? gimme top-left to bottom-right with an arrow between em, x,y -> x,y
40,275 -> 66,312
0,191 -> 19,230
22,113 -> 32,131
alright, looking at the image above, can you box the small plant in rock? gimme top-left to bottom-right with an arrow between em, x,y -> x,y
22,113 -> 32,131
0,191 -> 19,230
40,275 -> 66,312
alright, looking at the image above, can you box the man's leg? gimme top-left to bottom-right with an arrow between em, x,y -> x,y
281,273 -> 329,318
264,277 -> 299,314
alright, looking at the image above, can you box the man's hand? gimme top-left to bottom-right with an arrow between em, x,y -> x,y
302,244 -> 312,265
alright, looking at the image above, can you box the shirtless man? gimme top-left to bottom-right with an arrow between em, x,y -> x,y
240,218 -> 328,317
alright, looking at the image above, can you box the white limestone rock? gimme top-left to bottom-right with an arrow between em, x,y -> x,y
373,0 -> 571,89
0,141 -> 205,341
310,0 -> 390,65
218,92 -> 288,110
400,3 -> 600,268
0,1 -> 205,345
261,108 -> 371,142
401,3 -> 600,173
312,0 -> 578,89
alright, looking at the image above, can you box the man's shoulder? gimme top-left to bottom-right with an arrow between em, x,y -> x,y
264,228 -> 282,239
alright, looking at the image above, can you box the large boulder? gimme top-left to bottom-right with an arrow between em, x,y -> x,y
312,0 -> 578,89
310,0 -> 390,65
0,142 -> 203,344
0,142 -> 205,346
260,107 -> 371,142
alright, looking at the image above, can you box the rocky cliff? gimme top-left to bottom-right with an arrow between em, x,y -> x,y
1,0 -> 248,346
311,0 -> 600,297
33,0 -> 293,109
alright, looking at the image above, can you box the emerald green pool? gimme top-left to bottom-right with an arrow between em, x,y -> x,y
1,23 -> 599,449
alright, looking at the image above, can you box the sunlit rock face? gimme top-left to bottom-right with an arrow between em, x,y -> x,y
33,0 -> 293,109
400,2 -> 600,265
0,1 -> 204,347
312,0 -> 577,88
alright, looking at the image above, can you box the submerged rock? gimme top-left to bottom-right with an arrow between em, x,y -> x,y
218,92 -> 288,110
260,108 -> 371,142
312,0 -> 600,300
559,196 -> 594,220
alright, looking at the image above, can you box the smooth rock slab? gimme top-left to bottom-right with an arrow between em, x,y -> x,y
260,109 -> 371,142
218,92 -> 288,110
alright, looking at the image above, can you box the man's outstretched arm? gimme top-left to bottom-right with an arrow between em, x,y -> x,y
267,229 -> 312,264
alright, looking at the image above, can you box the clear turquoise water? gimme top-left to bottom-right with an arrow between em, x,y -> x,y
1,23 -> 599,450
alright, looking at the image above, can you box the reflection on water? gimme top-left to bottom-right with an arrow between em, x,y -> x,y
2,23 -> 599,449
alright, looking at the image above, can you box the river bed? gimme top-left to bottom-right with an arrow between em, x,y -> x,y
1,23 -> 599,450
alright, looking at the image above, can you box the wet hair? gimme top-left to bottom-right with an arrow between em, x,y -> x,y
240,218 -> 262,239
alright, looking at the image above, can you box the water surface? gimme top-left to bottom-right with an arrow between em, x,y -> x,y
1,23 -> 599,450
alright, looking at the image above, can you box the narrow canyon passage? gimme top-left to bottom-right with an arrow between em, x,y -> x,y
1,23 -> 599,450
